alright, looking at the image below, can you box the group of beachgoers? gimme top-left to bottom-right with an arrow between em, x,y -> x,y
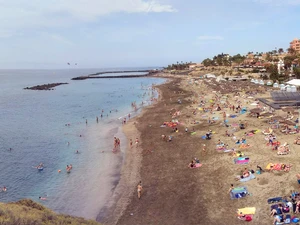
180,81 -> 300,224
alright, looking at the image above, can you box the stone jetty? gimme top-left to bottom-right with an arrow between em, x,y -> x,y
71,70 -> 160,80
24,83 -> 68,91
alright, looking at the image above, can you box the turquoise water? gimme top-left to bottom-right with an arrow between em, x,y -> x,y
0,69 -> 164,219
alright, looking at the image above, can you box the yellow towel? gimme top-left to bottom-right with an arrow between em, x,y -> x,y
237,207 -> 256,215
266,163 -> 273,170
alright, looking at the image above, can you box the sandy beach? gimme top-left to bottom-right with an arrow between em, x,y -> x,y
107,73 -> 300,225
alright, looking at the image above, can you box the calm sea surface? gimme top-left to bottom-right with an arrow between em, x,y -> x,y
0,68 -> 164,219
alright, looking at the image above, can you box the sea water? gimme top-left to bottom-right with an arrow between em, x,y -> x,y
0,68 -> 164,219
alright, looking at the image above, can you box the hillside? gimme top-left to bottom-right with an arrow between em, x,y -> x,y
0,199 -> 100,225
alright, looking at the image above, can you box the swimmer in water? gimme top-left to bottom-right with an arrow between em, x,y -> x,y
67,142 -> 70,146
2,186 -> 7,192
39,196 -> 47,200
76,150 -> 79,154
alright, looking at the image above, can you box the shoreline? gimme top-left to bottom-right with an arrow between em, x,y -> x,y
96,79 -> 168,224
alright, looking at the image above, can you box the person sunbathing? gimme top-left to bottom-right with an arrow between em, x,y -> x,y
273,214 -> 286,224
295,200 -> 300,214
263,127 -> 272,134
188,160 -> 196,168
294,137 -> 300,145
270,203 -> 283,216
281,164 -> 292,172
217,140 -> 224,146
240,143 -> 250,149
194,158 -> 200,164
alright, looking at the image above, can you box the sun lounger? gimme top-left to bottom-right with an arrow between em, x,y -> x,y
240,173 -> 255,182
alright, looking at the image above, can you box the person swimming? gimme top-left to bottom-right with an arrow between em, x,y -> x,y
39,196 -> 47,200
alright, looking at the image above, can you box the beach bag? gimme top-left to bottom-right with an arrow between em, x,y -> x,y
245,215 -> 252,221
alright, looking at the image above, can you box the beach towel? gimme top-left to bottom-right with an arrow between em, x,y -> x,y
237,207 -> 256,215
234,157 -> 250,164
275,214 -> 291,224
201,135 -> 206,139
224,149 -> 234,153
212,117 -> 219,121
191,163 -> 202,168
190,132 -> 196,135
266,163 -> 284,171
268,197 -> 282,204
230,115 -> 238,118
239,144 -> 250,149
240,173 -> 255,182
234,152 -> 244,157
230,187 -> 248,199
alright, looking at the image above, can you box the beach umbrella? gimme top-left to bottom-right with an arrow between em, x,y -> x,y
250,108 -> 263,113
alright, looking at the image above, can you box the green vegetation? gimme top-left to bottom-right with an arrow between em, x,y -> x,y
265,64 -> 279,82
166,61 -> 191,70
202,53 -> 246,66
294,67 -> 300,79
0,199 -> 100,225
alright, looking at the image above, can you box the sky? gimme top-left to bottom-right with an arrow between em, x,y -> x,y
0,0 -> 300,69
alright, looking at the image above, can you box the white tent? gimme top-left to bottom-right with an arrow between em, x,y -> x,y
291,86 -> 297,92
287,79 -> 300,87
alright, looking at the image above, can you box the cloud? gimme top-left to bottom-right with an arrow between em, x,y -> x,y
197,36 -> 224,41
0,0 -> 176,31
253,0 -> 300,5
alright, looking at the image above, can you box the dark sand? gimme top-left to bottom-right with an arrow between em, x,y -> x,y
110,75 -> 299,225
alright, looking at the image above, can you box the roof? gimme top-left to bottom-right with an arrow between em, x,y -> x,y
271,91 -> 300,101
287,79 -> 300,86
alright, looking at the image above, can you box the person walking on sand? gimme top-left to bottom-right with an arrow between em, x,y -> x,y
130,139 -> 133,148
137,181 -> 143,199
86,119 -> 88,124
135,138 -> 139,147
96,117 -> 98,123
296,174 -> 300,188
202,144 -> 207,156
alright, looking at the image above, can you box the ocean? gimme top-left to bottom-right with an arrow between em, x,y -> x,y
0,68 -> 165,219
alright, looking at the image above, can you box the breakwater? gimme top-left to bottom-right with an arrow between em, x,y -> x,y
71,70 -> 159,80
24,83 -> 68,90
